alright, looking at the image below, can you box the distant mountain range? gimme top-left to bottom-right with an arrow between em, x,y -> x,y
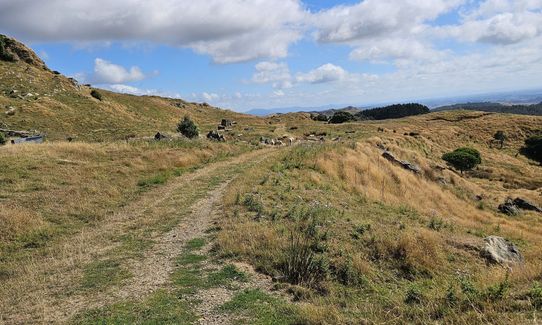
245,88 -> 542,116
434,102 -> 542,116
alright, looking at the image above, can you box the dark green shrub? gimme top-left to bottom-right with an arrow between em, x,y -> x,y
329,111 -> 355,124
312,114 -> 329,122
0,132 -> 5,145
493,131 -> 507,148
177,116 -> 199,139
442,147 -> 481,174
521,135 -> 542,164
90,89 -> 103,101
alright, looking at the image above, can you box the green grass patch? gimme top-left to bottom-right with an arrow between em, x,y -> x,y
185,238 -> 206,251
176,253 -> 207,266
81,259 -> 132,290
221,289 -> 301,325
75,290 -> 197,324
137,172 -> 170,187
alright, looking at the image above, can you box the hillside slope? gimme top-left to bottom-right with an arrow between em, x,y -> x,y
0,35 -> 263,141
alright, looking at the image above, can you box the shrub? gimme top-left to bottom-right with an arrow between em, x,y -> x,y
442,148 -> 481,174
312,114 -> 329,122
521,135 -> 542,164
493,131 -> 507,148
90,89 -> 103,101
405,285 -> 424,304
357,103 -> 429,120
329,111 -> 355,124
177,116 -> 199,139
0,132 -> 5,145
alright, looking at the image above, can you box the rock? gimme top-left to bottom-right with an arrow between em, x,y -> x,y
481,236 -> 523,265
513,198 -> 542,213
206,130 -> 225,142
5,106 -> 16,116
382,151 -> 421,174
498,198 -> 519,216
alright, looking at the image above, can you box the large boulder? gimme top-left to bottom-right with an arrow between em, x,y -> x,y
498,198 -> 520,216
481,236 -> 523,265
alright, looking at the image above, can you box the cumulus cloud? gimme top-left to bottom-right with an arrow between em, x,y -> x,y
296,64 -> 349,84
251,61 -> 293,88
106,84 -> 181,98
0,0 -> 306,63
312,0 -> 464,43
349,39 -> 444,62
439,2 -> 542,45
92,58 -> 146,84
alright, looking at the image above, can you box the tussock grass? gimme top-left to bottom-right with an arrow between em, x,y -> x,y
216,111 -> 542,324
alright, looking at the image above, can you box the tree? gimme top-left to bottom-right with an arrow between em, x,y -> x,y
442,147 -> 482,174
312,114 -> 329,122
329,111 -> 355,124
356,103 -> 429,120
493,131 -> 507,148
177,116 -> 199,139
521,135 -> 542,165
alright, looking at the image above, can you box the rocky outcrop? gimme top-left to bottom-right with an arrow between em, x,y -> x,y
382,151 -> 421,174
499,197 -> 542,215
498,198 -> 520,216
513,198 -> 542,213
207,130 -> 225,142
0,34 -> 48,69
480,236 -> 523,265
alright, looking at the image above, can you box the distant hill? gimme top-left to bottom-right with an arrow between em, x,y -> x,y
435,102 -> 542,116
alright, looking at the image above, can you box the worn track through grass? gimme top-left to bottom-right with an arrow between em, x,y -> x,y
1,148 -> 278,324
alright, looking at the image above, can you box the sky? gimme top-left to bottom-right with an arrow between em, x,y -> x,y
1,0 -> 542,112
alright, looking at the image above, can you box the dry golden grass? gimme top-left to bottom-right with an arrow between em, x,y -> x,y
215,111 -> 542,324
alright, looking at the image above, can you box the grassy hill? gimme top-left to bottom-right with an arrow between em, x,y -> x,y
0,35 -> 265,141
1,36 -> 542,324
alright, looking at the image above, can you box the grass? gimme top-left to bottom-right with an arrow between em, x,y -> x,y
221,289 -> 302,325
216,112 -> 542,324
75,290 -> 197,324
82,259 -> 132,290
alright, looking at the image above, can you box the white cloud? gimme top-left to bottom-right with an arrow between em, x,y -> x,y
440,5 -> 542,45
312,0 -> 464,43
251,61 -> 292,88
202,92 -> 220,102
296,64 -> 349,84
106,84 -> 181,98
0,0 -> 306,63
93,58 -> 146,84
349,39 -> 444,62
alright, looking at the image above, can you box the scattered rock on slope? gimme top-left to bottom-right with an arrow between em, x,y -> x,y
481,236 -> 524,265
498,198 -> 520,216
513,198 -> 542,213
382,150 -> 421,174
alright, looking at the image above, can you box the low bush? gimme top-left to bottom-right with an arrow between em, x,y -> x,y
521,135 -> 542,164
442,147 -> 482,174
0,132 -> 6,145
90,89 -> 103,101
177,116 -> 199,139
329,111 -> 355,124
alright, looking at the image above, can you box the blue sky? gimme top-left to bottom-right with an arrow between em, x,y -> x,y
1,0 -> 542,112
